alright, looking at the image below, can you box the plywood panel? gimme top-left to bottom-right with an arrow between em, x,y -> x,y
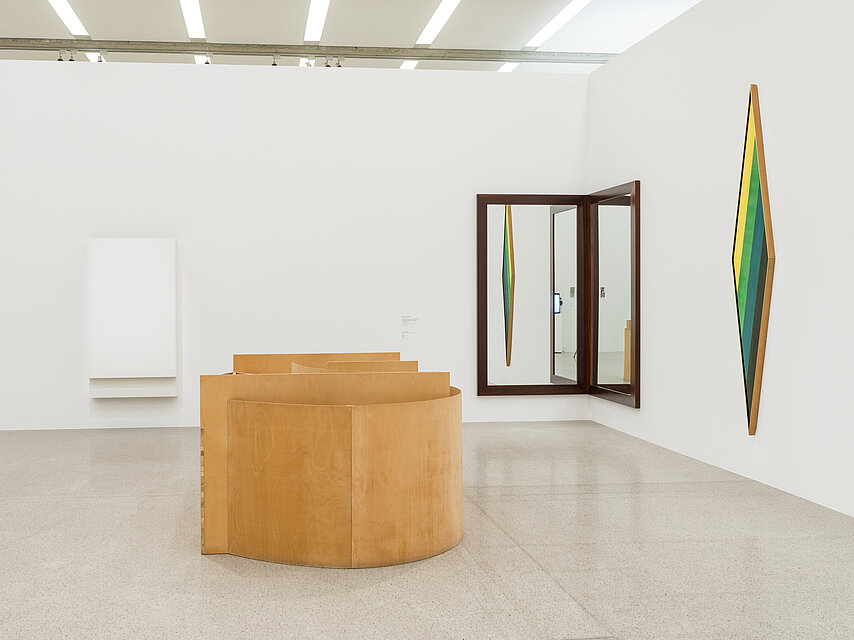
351,388 -> 463,567
328,361 -> 419,372
227,400 -> 352,567
290,361 -> 418,373
201,371 -> 450,553
233,352 -> 400,374
291,362 -> 334,374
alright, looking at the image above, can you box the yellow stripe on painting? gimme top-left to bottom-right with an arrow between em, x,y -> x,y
733,102 -> 756,284
505,206 -> 513,282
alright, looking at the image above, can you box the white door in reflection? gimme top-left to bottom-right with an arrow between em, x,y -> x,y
597,204 -> 632,385
552,206 -> 577,382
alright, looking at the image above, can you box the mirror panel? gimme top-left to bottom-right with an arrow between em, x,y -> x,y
596,199 -> 632,387
552,205 -> 579,383
590,181 -> 640,408
477,195 -> 584,395
484,202 -> 579,386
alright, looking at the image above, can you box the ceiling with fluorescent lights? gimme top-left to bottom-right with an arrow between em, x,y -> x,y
0,0 -> 702,71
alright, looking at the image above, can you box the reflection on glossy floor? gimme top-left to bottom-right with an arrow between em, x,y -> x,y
554,351 -> 578,381
1,423 -> 852,639
596,351 -> 627,384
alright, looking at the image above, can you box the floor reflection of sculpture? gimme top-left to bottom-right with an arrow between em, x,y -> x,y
200,352 -> 463,567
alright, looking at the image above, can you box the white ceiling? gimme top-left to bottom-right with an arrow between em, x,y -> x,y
0,0 -> 703,71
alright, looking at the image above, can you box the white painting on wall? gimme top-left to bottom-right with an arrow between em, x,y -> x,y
87,238 -> 177,398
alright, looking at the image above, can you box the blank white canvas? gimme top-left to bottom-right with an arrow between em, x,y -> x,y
87,238 -> 177,380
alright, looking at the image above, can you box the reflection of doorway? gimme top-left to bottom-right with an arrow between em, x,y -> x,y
552,206 -> 578,383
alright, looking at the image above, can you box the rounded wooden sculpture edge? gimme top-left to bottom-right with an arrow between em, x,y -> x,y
224,387 -> 463,568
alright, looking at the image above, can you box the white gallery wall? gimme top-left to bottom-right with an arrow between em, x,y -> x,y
0,61 -> 591,429
586,0 -> 854,516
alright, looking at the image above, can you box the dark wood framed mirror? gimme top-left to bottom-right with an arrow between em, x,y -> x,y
476,181 -> 640,408
589,181 -> 640,408
476,194 -> 586,396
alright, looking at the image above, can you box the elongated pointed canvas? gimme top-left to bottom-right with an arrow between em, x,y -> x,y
502,204 -> 515,367
732,84 -> 775,435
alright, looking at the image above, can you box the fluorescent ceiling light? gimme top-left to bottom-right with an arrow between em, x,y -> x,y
304,0 -> 331,42
416,0 -> 462,45
193,54 -> 210,65
525,0 -> 594,48
400,60 -> 418,70
84,51 -> 100,62
497,63 -> 519,73
47,0 -> 89,36
180,0 -> 206,39
299,57 -> 316,67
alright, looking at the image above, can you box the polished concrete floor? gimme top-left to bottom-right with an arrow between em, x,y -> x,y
1,422 -> 852,639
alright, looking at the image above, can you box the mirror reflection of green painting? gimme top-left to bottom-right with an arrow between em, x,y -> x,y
732,84 -> 775,436
502,204 -> 515,367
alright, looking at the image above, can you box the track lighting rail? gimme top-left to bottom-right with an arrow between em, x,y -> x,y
0,37 -> 615,65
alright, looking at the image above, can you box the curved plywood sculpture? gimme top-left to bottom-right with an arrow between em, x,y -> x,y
201,353 -> 462,568
327,360 -> 419,372
291,360 -> 419,374
232,352 -> 401,374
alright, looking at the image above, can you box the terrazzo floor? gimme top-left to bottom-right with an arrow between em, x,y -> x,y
1,421 -> 852,639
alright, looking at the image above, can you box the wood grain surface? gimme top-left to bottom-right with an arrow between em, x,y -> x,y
233,352 -> 400,374
351,387 -> 463,567
327,360 -> 419,372
227,400 -> 352,567
201,371 -> 450,553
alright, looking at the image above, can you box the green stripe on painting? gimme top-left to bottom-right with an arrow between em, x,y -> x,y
503,236 -> 509,342
737,145 -> 761,329
741,188 -> 765,378
746,232 -> 768,412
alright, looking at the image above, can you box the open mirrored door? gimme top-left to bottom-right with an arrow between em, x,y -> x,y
550,203 -> 587,385
589,181 -> 640,407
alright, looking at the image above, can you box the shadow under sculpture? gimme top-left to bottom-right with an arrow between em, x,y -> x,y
200,352 -> 463,568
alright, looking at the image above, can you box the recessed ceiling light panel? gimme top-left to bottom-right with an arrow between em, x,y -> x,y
47,0 -> 89,37
416,0 -> 463,45
497,63 -> 520,73
525,0 -> 593,48
180,0 -> 206,39
400,60 -> 419,70
304,0 -> 331,42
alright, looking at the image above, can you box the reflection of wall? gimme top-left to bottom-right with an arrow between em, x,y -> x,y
597,208 -> 631,352
553,210 -> 578,355
487,205 -> 551,385
587,0 -> 854,516
0,62 -> 592,428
